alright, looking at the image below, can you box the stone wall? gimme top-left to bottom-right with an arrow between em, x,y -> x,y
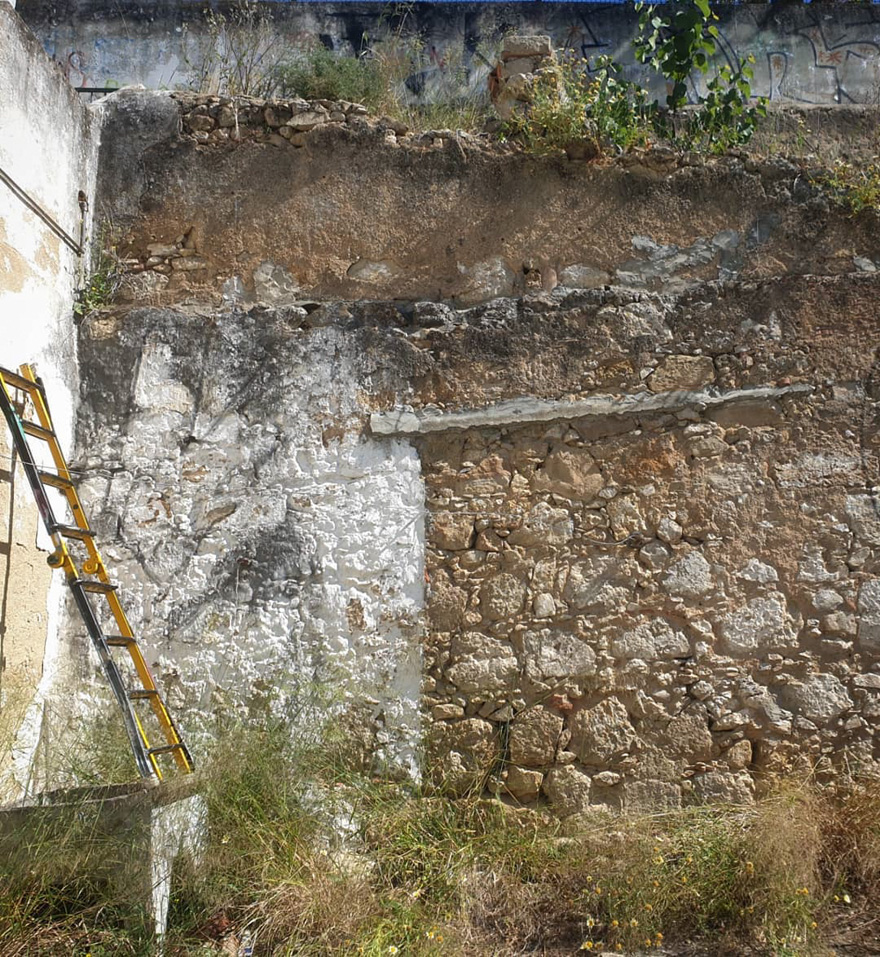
59,86 -> 880,807
0,3 -> 99,799
16,1 -> 880,107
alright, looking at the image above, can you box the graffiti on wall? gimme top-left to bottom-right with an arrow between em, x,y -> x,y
36,4 -> 880,106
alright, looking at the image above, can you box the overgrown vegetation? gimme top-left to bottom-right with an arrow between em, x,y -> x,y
184,0 -> 490,133
3,711 -> 880,955
74,227 -> 122,322
817,159 -> 880,215
511,0 -> 767,156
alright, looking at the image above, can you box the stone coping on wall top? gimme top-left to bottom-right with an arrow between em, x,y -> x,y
370,382 -> 814,436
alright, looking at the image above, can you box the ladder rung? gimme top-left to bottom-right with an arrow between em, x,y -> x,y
105,635 -> 136,647
54,524 -> 94,541
0,370 -> 42,393
39,470 -> 75,490
129,689 -> 159,700
147,744 -> 185,756
21,421 -> 55,441
73,578 -> 117,594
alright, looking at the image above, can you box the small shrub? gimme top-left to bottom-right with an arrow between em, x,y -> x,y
183,0 -> 288,98
275,48 -> 385,108
818,159 -> 880,215
74,228 -> 122,322
514,0 -> 767,157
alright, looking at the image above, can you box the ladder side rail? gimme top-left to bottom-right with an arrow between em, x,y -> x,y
0,380 -> 64,539
68,581 -> 157,778
19,366 -> 95,545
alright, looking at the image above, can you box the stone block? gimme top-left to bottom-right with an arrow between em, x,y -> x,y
542,765 -> 592,815
779,673 -> 853,725
505,766 -> 543,802
509,708 -> 563,766
446,632 -> 520,694
429,718 -> 498,795
569,697 -> 635,767
718,595 -> 800,656
689,770 -> 755,805
502,35 -> 553,60
480,573 -> 527,620
648,355 -> 715,393
662,551 -> 714,598
858,579 -> 880,652
508,501 -> 573,546
430,511 -> 475,550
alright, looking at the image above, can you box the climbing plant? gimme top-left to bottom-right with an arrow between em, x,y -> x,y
513,0 -> 767,156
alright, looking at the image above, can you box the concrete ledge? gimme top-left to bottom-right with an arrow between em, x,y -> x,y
369,384 -> 814,436
0,779 -> 204,943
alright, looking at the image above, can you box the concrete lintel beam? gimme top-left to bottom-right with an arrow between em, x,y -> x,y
369,384 -> 814,437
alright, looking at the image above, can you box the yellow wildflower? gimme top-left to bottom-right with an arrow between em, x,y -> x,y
630,918 -> 639,928
644,903 -> 653,912
611,919 -> 619,928
681,876 -> 688,884
586,918 -> 595,928
580,943 -> 594,952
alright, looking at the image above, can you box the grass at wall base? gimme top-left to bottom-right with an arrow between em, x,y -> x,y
2,708 -> 880,955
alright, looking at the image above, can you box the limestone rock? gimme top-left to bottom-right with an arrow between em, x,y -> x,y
656,517 -> 682,545
564,560 -> 631,612
648,355 -> 715,393
779,673 -> 853,724
508,501 -> 573,546
458,257 -> 515,304
557,263 -> 610,289
625,779 -> 681,810
431,511 -> 475,550
428,573 -> 467,631
533,446 -> 604,500
542,765 -> 592,814
858,579 -> 880,653
532,593 -> 556,618
612,619 -> 690,660
509,708 -> 563,766
718,595 -> 799,656
725,739 -> 753,770
481,573 -> 527,621
253,260 -> 299,304
518,629 -> 597,681
665,710 -> 714,762
736,559 -> 779,583
846,494 -> 880,547
662,551 -> 714,599
452,455 -> 511,497
446,632 -> 519,694
502,35 -> 553,59
285,110 -> 326,131
505,766 -> 543,802
690,770 -> 755,805
429,719 -> 498,795
346,259 -> 401,283
569,697 -> 635,766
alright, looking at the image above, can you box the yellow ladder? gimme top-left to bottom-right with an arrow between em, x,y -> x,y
0,363 -> 193,780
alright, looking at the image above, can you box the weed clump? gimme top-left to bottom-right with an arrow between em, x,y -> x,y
817,160 -> 880,215
509,0 -> 767,158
